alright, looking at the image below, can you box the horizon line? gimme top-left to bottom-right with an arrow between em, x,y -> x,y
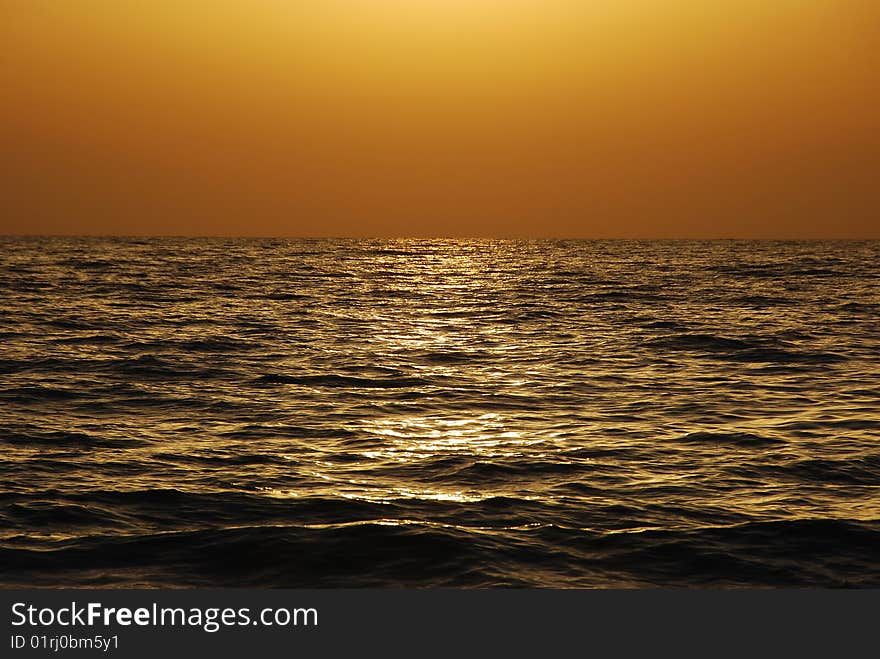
2,234 -> 879,242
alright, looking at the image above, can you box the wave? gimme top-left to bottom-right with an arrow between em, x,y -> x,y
675,431 -> 785,448
0,385 -> 86,403
419,350 -> 493,364
1,518 -> 878,588
0,428 -> 148,449
644,334 -> 847,364
780,457 -> 880,486
254,374 -> 432,388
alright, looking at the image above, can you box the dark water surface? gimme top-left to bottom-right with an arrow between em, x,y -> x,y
1,238 -> 879,587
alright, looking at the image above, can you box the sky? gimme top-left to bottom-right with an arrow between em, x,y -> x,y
2,0 -> 878,238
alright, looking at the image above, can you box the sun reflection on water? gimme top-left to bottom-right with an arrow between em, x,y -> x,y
358,413 -> 530,461
272,413 -> 550,505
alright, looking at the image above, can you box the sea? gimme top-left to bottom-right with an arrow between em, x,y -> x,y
1,238 -> 878,587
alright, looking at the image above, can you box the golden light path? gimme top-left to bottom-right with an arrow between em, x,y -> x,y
260,414 -> 547,505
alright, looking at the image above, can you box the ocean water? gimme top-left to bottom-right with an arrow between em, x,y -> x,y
1,237 -> 878,588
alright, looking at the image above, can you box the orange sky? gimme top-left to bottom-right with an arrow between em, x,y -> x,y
2,0 -> 878,238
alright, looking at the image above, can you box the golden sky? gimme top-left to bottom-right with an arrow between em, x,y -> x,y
2,0 -> 878,237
